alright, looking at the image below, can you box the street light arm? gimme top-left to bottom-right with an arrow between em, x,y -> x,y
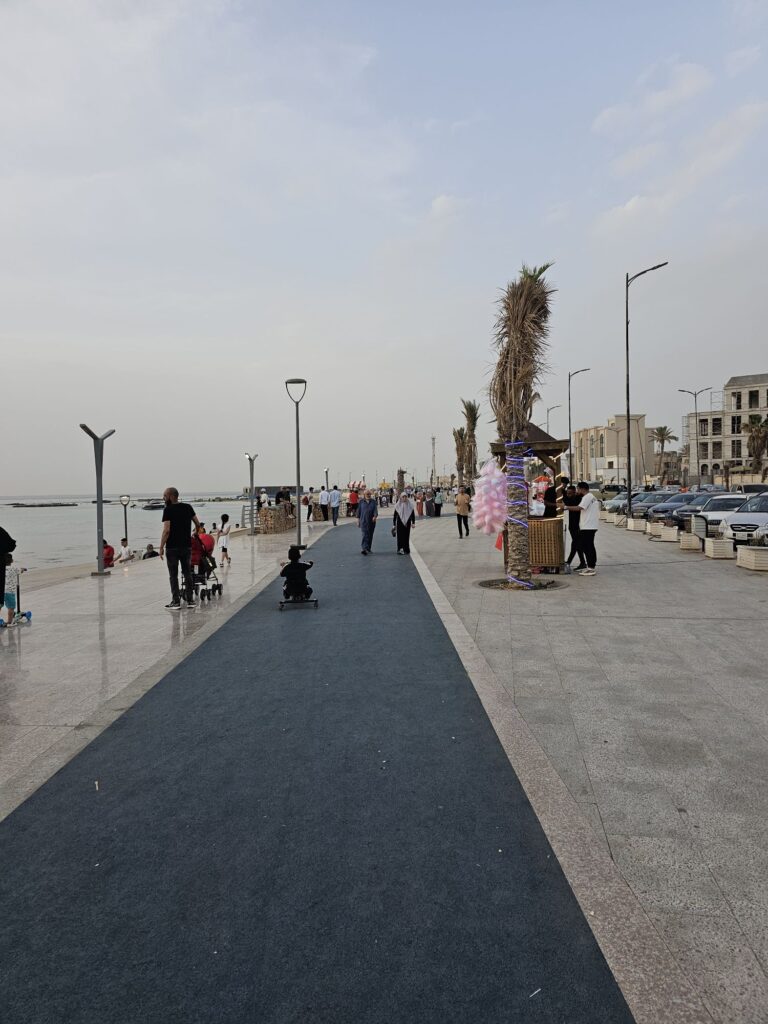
628,261 -> 669,286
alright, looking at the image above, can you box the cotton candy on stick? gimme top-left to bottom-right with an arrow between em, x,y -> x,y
471,460 -> 508,535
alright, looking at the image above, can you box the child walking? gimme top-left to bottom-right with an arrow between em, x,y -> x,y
3,554 -> 26,626
216,514 -> 231,566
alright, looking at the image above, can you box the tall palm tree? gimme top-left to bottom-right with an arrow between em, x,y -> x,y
453,427 -> 467,488
652,426 -> 678,482
489,263 -> 554,589
460,399 -> 480,482
747,417 -> 768,476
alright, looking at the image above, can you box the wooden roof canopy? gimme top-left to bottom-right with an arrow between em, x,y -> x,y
490,423 -> 569,475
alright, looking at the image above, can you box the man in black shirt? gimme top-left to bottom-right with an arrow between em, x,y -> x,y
159,487 -> 201,609
280,546 -> 313,600
541,479 -> 559,518
562,484 -> 587,571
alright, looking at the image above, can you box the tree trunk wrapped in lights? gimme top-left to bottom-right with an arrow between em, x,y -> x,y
453,426 -> 467,488
489,265 -> 555,589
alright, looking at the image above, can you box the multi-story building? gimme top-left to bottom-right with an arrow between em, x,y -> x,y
682,373 -> 768,483
571,414 -> 657,485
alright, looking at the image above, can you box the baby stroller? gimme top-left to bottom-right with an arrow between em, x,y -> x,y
191,534 -> 223,602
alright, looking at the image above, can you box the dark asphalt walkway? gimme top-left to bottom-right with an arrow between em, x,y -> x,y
0,524 -> 633,1024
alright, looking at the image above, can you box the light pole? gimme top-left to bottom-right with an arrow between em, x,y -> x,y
678,387 -> 711,485
80,424 -> 116,576
324,467 -> 329,491
568,369 -> 590,480
626,261 -> 668,516
546,404 -> 561,435
119,494 -> 130,542
245,452 -> 259,535
285,378 -> 307,548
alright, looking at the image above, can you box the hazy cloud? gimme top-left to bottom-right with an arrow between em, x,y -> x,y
610,142 -> 663,177
592,61 -> 712,137
725,44 -> 761,75
430,194 -> 465,219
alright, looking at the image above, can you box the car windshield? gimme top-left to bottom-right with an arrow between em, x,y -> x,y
708,497 -> 748,510
742,496 -> 768,513
661,494 -> 690,505
687,494 -> 713,507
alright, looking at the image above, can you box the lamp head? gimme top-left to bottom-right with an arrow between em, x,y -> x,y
285,378 -> 307,403
120,494 -> 130,507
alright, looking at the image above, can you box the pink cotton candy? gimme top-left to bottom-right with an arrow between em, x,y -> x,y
471,460 -> 507,535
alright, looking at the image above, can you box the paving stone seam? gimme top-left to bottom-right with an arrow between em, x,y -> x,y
408,539 -> 714,1024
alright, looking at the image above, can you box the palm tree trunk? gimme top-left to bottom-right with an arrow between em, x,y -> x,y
657,441 -> 666,482
503,439 -> 532,588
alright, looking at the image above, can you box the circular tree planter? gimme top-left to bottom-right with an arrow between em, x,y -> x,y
477,578 -> 564,591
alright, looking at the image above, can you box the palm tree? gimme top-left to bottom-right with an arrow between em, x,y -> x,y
489,263 -> 554,589
747,417 -> 768,476
453,427 -> 467,487
461,399 -> 480,482
652,426 -> 678,482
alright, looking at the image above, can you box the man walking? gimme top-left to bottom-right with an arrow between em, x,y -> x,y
319,485 -> 330,521
455,486 -> 471,538
358,489 -> 378,555
575,481 -> 599,575
563,484 -> 586,572
329,484 -> 341,525
159,487 -> 201,608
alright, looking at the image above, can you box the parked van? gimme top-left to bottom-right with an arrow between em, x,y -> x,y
731,484 -> 768,495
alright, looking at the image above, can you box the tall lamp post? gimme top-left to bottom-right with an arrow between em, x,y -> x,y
678,387 -> 711,485
285,378 -> 307,548
324,466 -> 329,491
625,261 -> 668,516
568,369 -> 590,480
80,423 -> 116,576
546,404 -> 561,435
245,452 -> 259,535
119,494 -> 130,542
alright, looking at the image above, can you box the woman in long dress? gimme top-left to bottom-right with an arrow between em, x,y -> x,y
415,490 -> 424,518
393,492 -> 416,555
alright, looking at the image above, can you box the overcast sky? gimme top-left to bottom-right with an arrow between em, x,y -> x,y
2,0 -> 767,495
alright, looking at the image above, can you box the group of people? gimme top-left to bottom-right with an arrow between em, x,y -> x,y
301,486 -> 343,525
540,477 -> 599,575
413,487 -> 445,518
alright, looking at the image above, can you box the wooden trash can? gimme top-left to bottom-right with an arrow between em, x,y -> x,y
529,516 -> 565,571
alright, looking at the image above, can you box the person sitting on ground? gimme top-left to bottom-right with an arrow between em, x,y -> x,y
103,539 -> 115,569
3,554 -> 26,626
143,544 -> 160,559
280,545 -> 314,601
115,538 -> 134,563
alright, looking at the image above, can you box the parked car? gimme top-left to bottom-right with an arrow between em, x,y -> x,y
689,495 -> 748,533
628,492 -> 677,518
719,493 -> 768,543
603,491 -> 627,512
647,492 -> 696,522
731,484 -> 768,495
613,490 -> 647,514
671,492 -> 728,527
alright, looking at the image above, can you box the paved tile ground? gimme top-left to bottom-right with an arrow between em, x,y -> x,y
411,512 -> 768,1024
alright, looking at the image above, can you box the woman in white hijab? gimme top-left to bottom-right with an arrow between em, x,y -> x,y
393,491 -> 416,555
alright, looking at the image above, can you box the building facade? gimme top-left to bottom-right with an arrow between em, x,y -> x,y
571,414 -> 657,485
682,373 -> 768,483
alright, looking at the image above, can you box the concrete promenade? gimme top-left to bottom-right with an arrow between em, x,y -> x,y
1,520 -> 632,1024
412,513 -> 768,1024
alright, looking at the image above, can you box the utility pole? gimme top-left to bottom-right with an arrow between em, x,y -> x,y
431,435 -> 436,487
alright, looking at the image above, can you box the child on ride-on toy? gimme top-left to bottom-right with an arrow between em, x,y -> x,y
280,546 -> 314,601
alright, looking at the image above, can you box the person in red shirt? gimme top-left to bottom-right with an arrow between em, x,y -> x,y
103,540 -> 115,569
191,525 -> 215,572
347,488 -> 360,518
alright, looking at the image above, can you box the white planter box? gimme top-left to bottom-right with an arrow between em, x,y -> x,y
606,513 -> 618,524
626,518 -> 645,532
648,522 -> 663,537
736,547 -> 768,571
704,538 -> 736,559
659,526 -> 679,542
679,534 -> 701,551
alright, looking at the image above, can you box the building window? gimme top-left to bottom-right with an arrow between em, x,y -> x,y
712,463 -> 721,475
712,441 -> 722,459
749,389 -> 759,409
734,392 -> 742,410
699,442 -> 708,459
599,434 -> 605,457
698,419 -> 709,436
749,413 -> 762,427
700,464 -> 709,477
712,417 -> 722,436
731,439 -> 742,458
731,415 -> 741,434
589,436 -> 595,458
607,460 -> 614,469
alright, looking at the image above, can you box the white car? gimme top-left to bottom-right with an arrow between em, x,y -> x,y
690,495 -> 749,538
719,492 -> 768,544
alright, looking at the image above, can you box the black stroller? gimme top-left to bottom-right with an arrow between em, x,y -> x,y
191,535 -> 223,602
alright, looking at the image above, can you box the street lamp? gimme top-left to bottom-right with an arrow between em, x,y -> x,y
285,378 -> 307,548
546,404 -> 561,435
80,423 -> 116,576
324,466 -> 329,491
678,387 -> 711,485
625,261 -> 668,516
245,452 -> 259,535
119,494 -> 130,543
568,369 -> 590,480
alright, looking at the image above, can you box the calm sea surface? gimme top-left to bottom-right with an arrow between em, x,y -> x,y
0,494 -> 257,569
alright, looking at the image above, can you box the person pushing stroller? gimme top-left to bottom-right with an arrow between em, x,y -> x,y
280,546 -> 314,602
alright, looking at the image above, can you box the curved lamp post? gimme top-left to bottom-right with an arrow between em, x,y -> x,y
568,369 -> 590,480
546,404 -> 561,435
119,494 -> 130,543
625,261 -> 668,515
285,378 -> 307,548
80,423 -> 116,576
245,452 -> 259,535
324,466 -> 329,491
678,387 -> 711,485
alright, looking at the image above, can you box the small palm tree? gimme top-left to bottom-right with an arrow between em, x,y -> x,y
747,417 -> 768,476
489,263 -> 554,588
453,427 -> 467,487
461,399 -> 481,482
653,426 -> 678,482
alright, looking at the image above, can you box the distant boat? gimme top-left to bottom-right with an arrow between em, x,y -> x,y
142,502 -> 165,510
10,502 -> 78,508
91,499 -> 113,504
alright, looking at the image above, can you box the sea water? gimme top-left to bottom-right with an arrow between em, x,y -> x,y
0,495 -> 256,569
